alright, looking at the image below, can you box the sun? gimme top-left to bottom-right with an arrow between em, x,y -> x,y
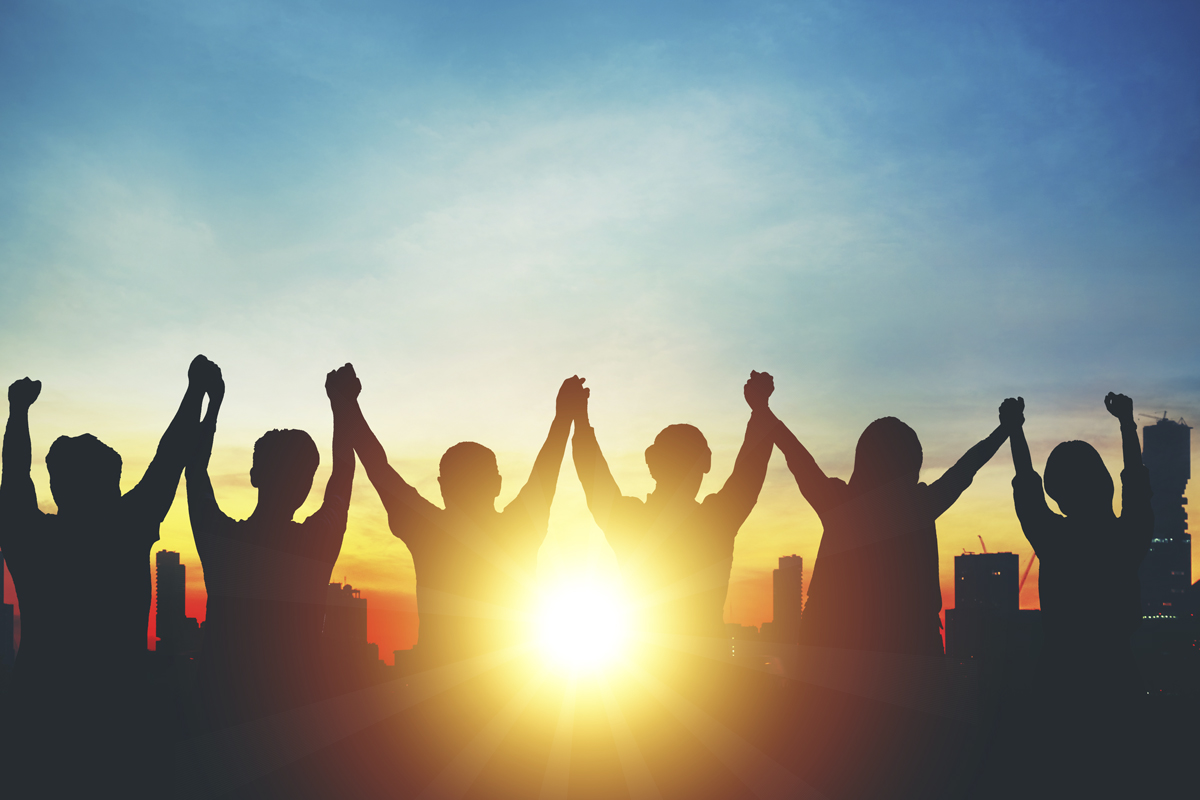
535,578 -> 630,673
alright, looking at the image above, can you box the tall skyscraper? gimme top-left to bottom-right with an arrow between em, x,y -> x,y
769,555 -> 804,644
945,552 -> 1020,660
323,582 -> 380,688
323,582 -> 368,650
155,550 -> 187,655
1,551 -> 14,667
953,552 -> 1019,612
1140,416 -> 1191,619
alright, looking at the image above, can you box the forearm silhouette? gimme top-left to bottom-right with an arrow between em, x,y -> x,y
318,364 -> 358,532
570,387 -> 626,531
1,378 -> 42,517
926,421 -> 1008,518
1106,392 -> 1142,472
340,371 -> 441,540
186,358 -> 226,533
710,370 -> 776,523
505,377 -> 585,528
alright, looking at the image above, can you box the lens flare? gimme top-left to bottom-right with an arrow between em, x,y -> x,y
536,579 -> 630,672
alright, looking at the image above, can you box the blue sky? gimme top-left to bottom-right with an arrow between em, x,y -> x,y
2,1 -> 1198,643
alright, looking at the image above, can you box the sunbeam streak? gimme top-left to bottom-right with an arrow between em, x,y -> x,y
417,667 -> 551,800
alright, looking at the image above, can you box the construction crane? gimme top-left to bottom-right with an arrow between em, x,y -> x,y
1018,553 -> 1038,593
977,535 -> 987,554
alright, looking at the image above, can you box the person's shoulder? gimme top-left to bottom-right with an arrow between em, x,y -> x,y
196,512 -> 242,543
0,508 -> 52,545
822,476 -> 850,500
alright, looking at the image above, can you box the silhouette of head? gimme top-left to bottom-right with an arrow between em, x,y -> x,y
646,424 -> 712,497
46,434 -> 122,513
250,429 -> 319,516
850,417 -> 923,491
1044,440 -> 1114,518
439,442 -> 501,511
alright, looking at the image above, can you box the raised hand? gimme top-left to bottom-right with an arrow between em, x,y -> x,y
999,397 -> 1025,430
744,370 -> 774,412
1105,392 -> 1134,423
326,363 -> 362,404
8,377 -> 41,409
556,375 -> 589,421
189,355 -> 224,404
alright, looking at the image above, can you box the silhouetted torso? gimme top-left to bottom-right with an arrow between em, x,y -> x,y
801,479 -> 946,656
0,499 -> 160,685
1014,465 -> 1152,688
572,423 -> 768,639
195,506 -> 345,721
379,479 -> 542,665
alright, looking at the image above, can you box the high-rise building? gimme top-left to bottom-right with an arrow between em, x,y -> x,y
1,551 -> 14,667
323,582 -> 368,650
953,552 -> 1019,613
1140,416 -> 1191,619
945,552 -> 1026,660
324,582 -> 382,688
155,550 -> 199,656
767,555 -> 803,644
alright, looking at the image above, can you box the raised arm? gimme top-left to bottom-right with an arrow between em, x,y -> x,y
1001,397 -> 1058,544
571,385 -> 631,531
186,360 -> 227,537
505,377 -> 585,532
315,366 -> 358,528
126,355 -> 213,522
762,377 -> 833,513
927,410 -> 1010,519
1106,393 -> 1152,544
1004,397 -> 1035,478
339,368 -> 440,539
1,378 -> 43,521
709,371 -> 776,524
1105,393 -> 1142,474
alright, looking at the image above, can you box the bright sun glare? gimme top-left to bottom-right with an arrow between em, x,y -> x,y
536,579 -> 630,673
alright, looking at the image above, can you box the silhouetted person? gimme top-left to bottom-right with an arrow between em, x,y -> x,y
344,375 -> 585,669
570,372 -> 775,640
770,404 -> 1007,656
0,356 -> 215,796
1003,394 -> 1151,797
761,395 -> 1008,799
187,363 -> 357,729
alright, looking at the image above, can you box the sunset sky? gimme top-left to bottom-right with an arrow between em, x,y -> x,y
2,1 -> 1198,662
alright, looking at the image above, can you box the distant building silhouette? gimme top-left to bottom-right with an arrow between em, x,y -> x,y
945,552 -> 1039,661
155,551 -> 184,654
324,582 -> 368,651
723,622 -> 759,661
762,555 -> 803,644
323,582 -> 383,689
1,551 -> 13,667
155,550 -> 200,656
1140,415 -> 1191,618
955,552 -> 1019,611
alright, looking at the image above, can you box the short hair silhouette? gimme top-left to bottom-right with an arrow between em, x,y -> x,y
645,424 -> 712,484
251,429 -> 319,488
438,442 -> 501,504
1044,440 -> 1113,515
439,441 -> 499,480
851,417 -> 923,489
45,434 -> 123,506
